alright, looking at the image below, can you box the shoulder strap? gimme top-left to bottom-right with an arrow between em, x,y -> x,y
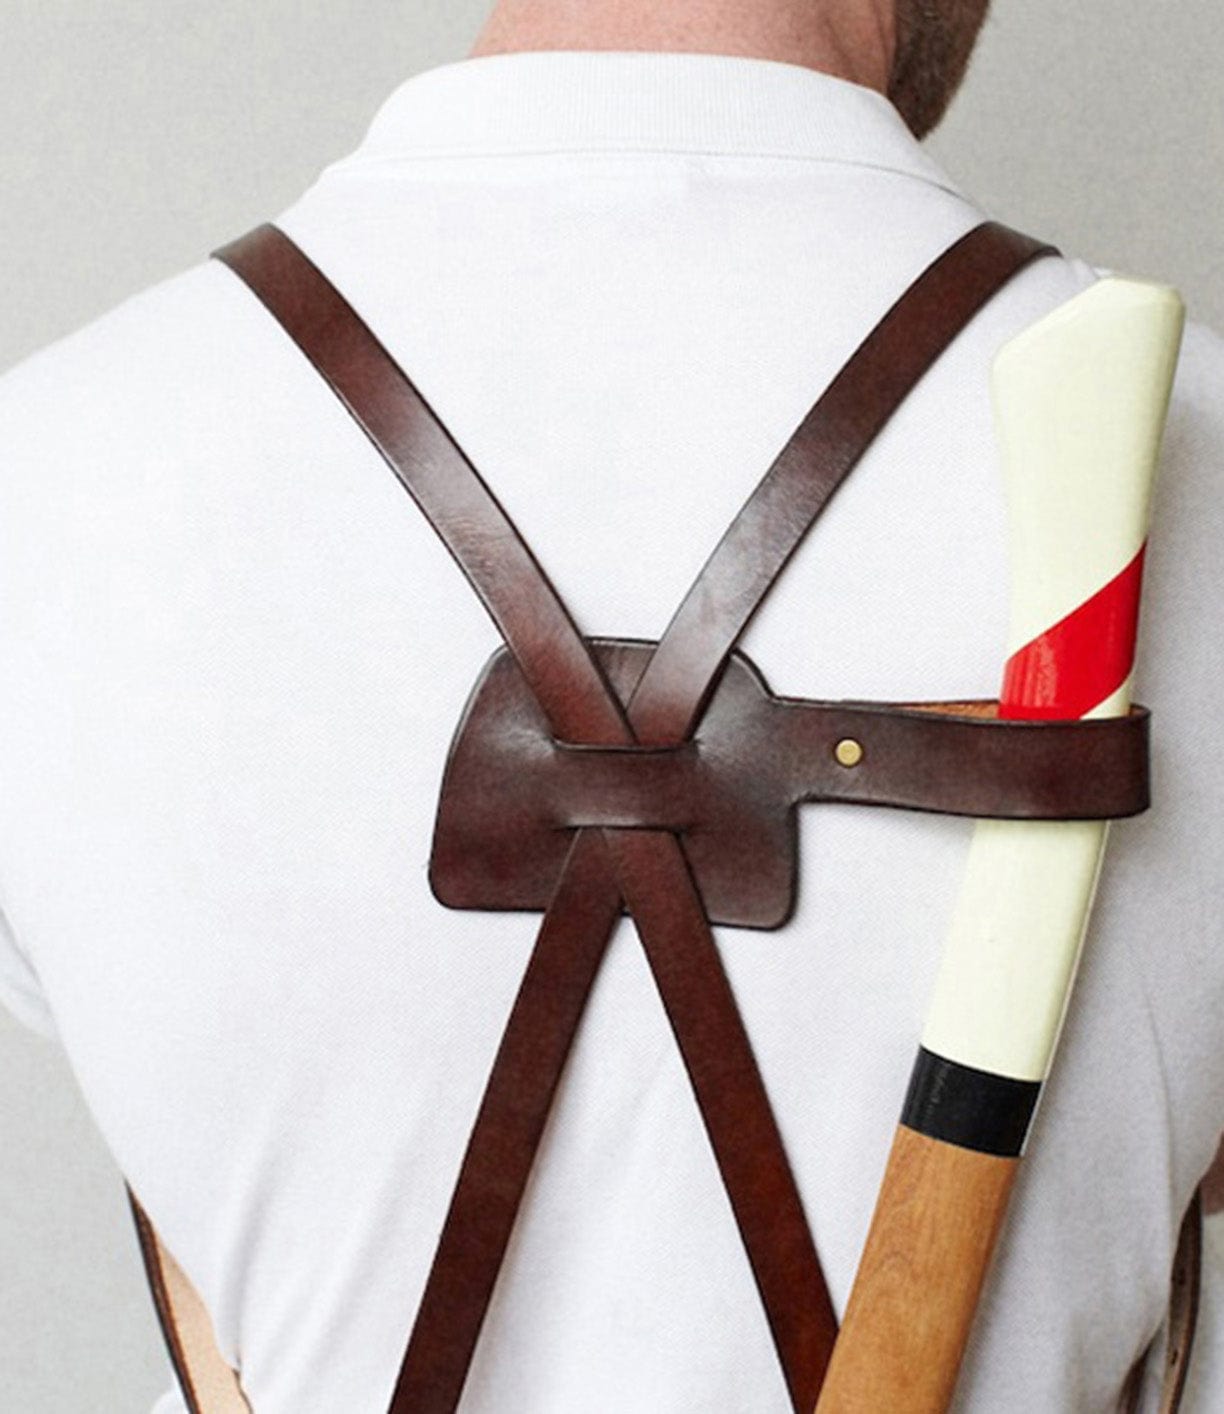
123,220 -> 1189,1414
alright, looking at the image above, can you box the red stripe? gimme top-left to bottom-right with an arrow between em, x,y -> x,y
1000,544 -> 1147,720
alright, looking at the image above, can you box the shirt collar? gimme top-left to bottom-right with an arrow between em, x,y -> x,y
336,48 -> 964,195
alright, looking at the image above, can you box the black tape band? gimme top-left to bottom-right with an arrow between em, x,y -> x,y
900,1046 -> 1041,1157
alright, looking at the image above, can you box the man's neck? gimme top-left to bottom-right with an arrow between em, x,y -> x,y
468,0 -> 896,98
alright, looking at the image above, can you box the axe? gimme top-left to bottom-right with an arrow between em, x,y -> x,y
815,274 -> 1185,1413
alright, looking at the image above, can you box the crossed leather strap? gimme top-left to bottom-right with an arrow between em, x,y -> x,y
123,220 -> 1199,1413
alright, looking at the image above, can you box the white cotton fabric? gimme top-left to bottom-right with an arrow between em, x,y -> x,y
0,50 -> 1222,1414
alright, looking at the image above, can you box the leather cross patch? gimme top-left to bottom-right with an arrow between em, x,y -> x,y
431,637 -> 1149,929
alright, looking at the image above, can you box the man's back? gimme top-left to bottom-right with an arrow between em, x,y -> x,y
1,50 -> 1222,1413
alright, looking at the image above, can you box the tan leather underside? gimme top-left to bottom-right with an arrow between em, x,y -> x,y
129,1193 -> 251,1412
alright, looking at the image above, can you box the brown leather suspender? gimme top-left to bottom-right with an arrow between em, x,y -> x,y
122,219 -> 1199,1413
1122,1188 -> 1203,1414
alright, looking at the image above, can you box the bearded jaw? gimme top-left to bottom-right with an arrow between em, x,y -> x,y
888,0 -> 991,138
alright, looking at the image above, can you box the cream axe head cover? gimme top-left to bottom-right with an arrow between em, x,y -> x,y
994,276 -> 1185,699
920,276 -> 1184,1087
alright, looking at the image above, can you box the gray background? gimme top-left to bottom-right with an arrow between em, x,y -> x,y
0,2 -> 1219,1409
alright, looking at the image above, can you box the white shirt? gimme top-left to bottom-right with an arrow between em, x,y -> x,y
1,49 -> 1222,1414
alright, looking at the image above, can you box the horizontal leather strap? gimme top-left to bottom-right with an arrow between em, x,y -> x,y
545,696 -> 1151,824
430,640 -> 1150,930
781,695 -> 1150,819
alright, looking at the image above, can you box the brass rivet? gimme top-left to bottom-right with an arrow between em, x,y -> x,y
834,737 -> 864,768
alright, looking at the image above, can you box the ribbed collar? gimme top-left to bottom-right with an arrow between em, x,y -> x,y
335,48 -> 963,194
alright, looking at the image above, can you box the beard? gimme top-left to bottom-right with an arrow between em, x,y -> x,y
887,0 -> 991,139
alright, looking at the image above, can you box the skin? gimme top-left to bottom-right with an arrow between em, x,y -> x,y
469,0 -> 991,138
